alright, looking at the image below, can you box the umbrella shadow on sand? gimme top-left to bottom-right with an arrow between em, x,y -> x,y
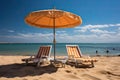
0,63 -> 58,78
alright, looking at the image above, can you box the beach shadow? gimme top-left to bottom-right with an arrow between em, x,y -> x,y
66,62 -> 93,68
75,64 -> 93,68
0,63 -> 58,78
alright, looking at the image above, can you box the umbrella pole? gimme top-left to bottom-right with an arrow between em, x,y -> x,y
53,26 -> 56,61
53,11 -> 56,61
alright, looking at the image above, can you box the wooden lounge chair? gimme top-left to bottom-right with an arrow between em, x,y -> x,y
22,45 -> 52,67
66,45 -> 98,67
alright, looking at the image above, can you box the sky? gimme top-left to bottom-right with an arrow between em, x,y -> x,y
0,0 -> 120,43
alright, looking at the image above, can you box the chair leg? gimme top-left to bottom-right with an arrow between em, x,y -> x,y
25,60 -> 28,65
75,62 -> 78,67
62,63 -> 65,68
91,61 -> 94,67
37,60 -> 41,67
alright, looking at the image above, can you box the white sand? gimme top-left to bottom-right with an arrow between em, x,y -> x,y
0,55 -> 120,80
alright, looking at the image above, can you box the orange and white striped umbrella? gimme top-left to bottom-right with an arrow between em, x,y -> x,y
25,8 -> 82,60
25,9 -> 82,28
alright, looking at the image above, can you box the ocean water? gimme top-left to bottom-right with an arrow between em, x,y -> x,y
0,43 -> 120,56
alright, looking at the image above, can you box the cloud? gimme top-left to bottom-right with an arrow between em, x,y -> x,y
58,33 -> 120,43
1,23 -> 120,43
0,32 -> 53,43
74,24 -> 109,32
115,24 -> 120,26
75,24 -> 109,29
118,27 -> 120,30
90,29 -> 116,34
75,23 -> 120,33
17,33 -> 53,40
74,29 -> 86,32
8,30 -> 14,33
0,31 -> 120,43
56,31 -> 66,33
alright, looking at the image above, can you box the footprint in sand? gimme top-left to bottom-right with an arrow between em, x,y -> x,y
22,78 -> 28,80
65,74 -> 80,79
65,70 -> 72,73
82,74 -> 101,80
43,76 -> 56,80
99,70 -> 120,77
48,77 -> 56,80
33,79 -> 39,80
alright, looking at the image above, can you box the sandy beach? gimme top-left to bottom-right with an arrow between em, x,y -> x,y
0,55 -> 120,80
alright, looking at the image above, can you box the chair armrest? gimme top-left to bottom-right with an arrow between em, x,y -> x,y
47,57 -> 53,61
30,55 -> 36,58
81,55 -> 90,58
41,55 -> 48,59
68,55 -> 75,59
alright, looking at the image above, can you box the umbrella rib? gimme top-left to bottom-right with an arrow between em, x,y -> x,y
57,17 -> 62,25
32,15 -> 45,23
66,16 -> 78,21
64,16 -> 75,23
62,16 -> 73,25
48,17 -> 52,26
59,16 -> 80,27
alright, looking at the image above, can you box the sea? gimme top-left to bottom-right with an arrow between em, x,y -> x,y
0,43 -> 120,56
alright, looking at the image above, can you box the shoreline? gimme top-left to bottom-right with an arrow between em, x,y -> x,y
0,54 -> 120,57
0,43 -> 120,56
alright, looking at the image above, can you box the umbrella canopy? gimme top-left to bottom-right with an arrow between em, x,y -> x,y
25,9 -> 82,60
25,9 -> 82,28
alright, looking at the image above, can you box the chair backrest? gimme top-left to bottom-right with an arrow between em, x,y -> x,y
66,45 -> 82,58
36,45 -> 52,58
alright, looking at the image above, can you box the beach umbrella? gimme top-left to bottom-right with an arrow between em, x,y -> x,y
25,8 -> 82,60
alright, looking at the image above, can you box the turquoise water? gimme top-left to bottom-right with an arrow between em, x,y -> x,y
0,43 -> 120,56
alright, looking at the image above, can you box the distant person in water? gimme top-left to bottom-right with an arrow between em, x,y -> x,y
106,50 -> 109,53
113,48 -> 115,50
106,49 -> 109,56
96,50 -> 98,55
96,50 -> 100,56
